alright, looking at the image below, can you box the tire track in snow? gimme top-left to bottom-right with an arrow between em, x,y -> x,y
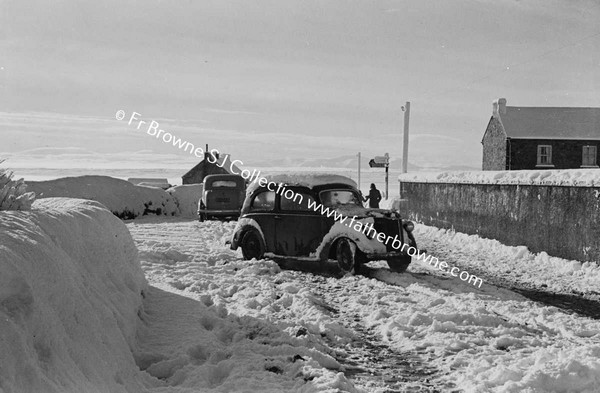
284,271 -> 453,392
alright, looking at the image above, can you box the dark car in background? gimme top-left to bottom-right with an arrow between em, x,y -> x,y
198,174 -> 245,221
230,174 -> 418,273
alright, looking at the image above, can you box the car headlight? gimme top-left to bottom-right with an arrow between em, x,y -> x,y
403,221 -> 414,232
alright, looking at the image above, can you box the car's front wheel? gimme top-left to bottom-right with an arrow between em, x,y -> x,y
387,255 -> 411,273
336,238 -> 361,274
240,230 -> 265,260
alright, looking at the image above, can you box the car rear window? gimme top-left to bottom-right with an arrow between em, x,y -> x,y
320,190 -> 361,207
211,180 -> 238,188
250,191 -> 276,211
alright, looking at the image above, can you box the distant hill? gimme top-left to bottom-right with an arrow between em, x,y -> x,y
249,154 -> 477,172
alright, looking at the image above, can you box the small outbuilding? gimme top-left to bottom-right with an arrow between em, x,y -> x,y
482,98 -> 600,170
182,149 -> 242,185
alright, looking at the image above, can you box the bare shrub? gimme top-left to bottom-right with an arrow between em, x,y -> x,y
0,160 -> 36,211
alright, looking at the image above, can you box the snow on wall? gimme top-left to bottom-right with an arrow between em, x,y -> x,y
166,184 -> 203,218
0,198 -> 150,393
399,169 -> 600,187
27,175 -> 178,219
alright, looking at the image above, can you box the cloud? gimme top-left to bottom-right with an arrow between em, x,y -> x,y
3,0 -> 598,170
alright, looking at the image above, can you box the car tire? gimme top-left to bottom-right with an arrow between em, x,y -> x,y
240,230 -> 265,260
336,238 -> 358,275
199,213 -> 205,222
387,256 -> 411,273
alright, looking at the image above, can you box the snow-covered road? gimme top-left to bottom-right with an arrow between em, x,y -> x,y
127,218 -> 600,393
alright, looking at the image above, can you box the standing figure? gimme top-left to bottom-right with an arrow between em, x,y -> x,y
364,183 -> 382,209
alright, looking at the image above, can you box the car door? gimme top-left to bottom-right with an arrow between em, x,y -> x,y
274,188 -> 329,257
246,190 -> 277,252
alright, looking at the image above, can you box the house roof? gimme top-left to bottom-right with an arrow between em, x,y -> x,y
500,106 -> 600,140
182,154 -> 242,178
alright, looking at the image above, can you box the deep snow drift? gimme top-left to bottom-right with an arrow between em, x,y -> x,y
166,184 -> 203,218
27,175 -> 178,219
0,198 -> 149,393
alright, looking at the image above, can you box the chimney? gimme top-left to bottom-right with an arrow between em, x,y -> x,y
498,98 -> 507,115
492,98 -> 507,117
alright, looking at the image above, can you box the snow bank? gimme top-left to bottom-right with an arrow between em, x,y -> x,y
414,224 -> 600,300
166,184 -> 203,218
0,198 -> 150,393
399,169 -> 600,187
27,175 -> 178,219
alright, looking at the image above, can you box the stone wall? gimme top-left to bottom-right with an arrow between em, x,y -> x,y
400,181 -> 600,262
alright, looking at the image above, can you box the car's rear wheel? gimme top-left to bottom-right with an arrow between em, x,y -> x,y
199,213 -> 206,222
336,238 -> 359,274
240,230 -> 265,260
387,255 -> 411,273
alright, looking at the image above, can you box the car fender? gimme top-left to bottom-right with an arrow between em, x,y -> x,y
313,219 -> 387,260
230,217 -> 266,250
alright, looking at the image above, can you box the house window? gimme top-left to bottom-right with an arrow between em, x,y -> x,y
536,145 -> 553,166
582,146 -> 598,167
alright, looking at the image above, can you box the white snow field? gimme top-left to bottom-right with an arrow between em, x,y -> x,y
27,175 -> 178,219
0,198 -> 150,393
131,219 -> 362,393
2,195 -> 600,392
128,218 -> 600,393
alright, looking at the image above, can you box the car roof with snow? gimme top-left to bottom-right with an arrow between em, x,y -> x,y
246,173 -> 357,195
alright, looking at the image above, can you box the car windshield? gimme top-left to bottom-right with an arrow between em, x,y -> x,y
319,190 -> 361,207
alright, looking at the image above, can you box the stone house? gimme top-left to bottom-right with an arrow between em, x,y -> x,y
482,98 -> 600,170
182,148 -> 242,184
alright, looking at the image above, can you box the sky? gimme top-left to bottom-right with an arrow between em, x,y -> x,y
1,0 -> 599,173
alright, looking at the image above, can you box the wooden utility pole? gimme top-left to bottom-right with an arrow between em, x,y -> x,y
402,102 -> 410,173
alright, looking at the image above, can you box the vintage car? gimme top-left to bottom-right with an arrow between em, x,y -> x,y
230,174 -> 418,273
198,174 -> 246,221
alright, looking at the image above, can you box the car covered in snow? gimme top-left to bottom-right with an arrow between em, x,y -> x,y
230,174 -> 418,273
198,174 -> 246,221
